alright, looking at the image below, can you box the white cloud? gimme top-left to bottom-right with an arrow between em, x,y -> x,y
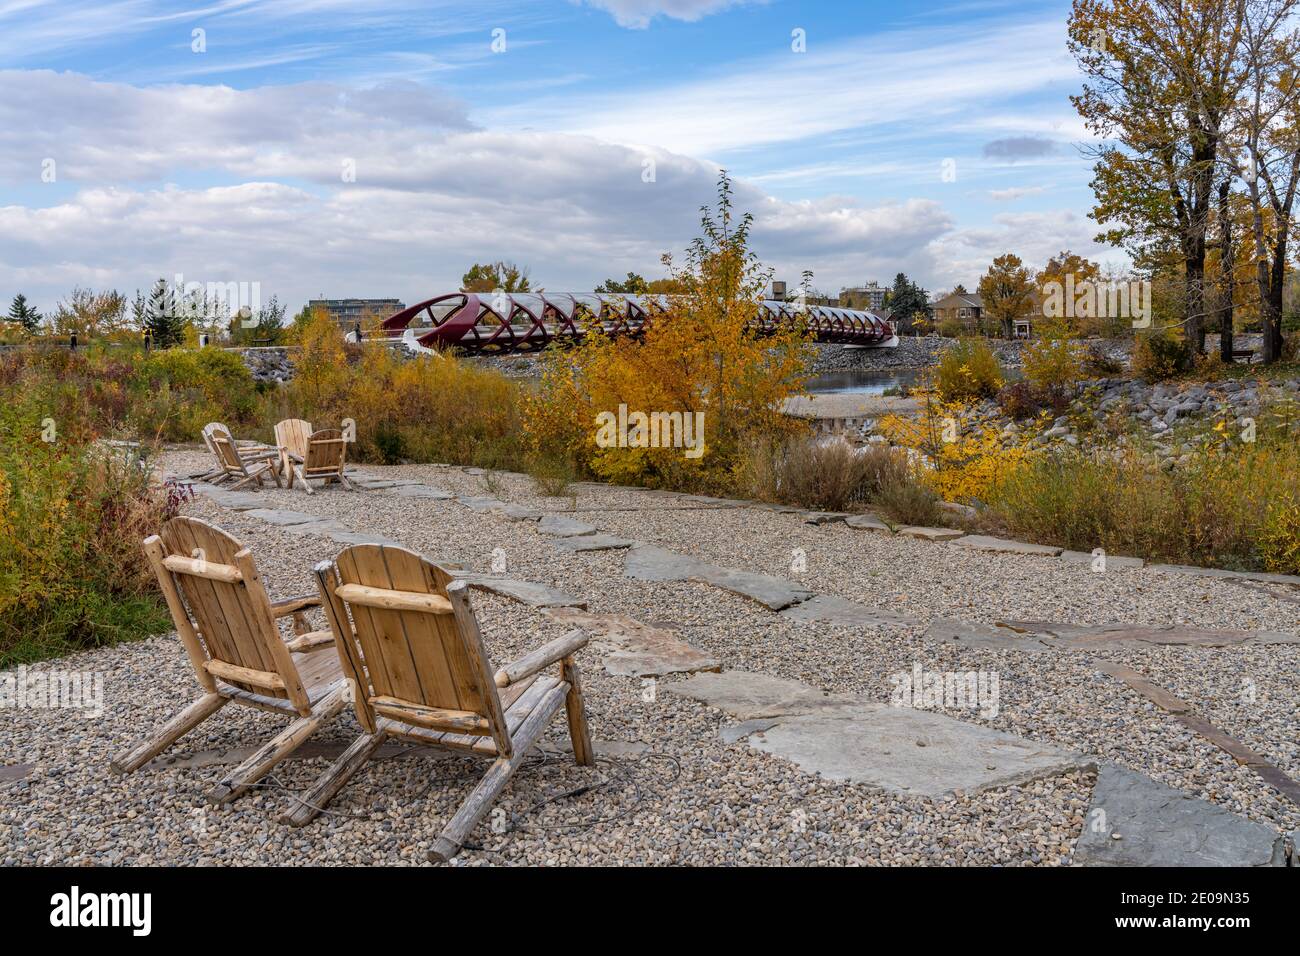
0,68 -> 1114,314
574,0 -> 759,29
487,18 -> 1081,156
925,209 -> 1122,289
987,186 -> 1046,201
0,70 -> 473,184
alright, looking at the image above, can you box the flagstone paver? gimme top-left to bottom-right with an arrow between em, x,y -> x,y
538,514 -> 599,537
1060,550 -> 1146,569
391,484 -> 456,500
1002,620 -> 1300,648
664,670 -> 856,720
898,526 -> 965,542
624,544 -> 815,610
1073,764 -> 1287,866
747,704 -> 1094,798
544,608 -> 720,678
453,573 -> 587,609
952,535 -> 1063,557
922,618 -> 1054,653
553,533 -> 636,552
779,594 -> 917,628
844,513 -> 893,533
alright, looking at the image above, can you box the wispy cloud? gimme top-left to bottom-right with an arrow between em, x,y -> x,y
487,17 -> 1080,156
572,0 -> 765,29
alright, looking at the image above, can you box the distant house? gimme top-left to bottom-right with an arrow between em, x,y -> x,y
928,290 -> 985,331
928,289 -> 1040,337
308,298 -> 405,330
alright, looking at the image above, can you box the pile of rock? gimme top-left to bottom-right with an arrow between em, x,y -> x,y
238,347 -> 295,384
857,374 -> 1300,465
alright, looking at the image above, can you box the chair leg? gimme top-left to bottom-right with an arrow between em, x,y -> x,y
295,465 -> 314,495
281,729 -> 388,826
429,756 -> 521,863
207,685 -> 348,804
429,683 -> 568,863
110,693 -> 228,774
561,656 -> 594,767
338,471 -> 355,491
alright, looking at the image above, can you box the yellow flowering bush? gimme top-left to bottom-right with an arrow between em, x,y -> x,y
932,337 -> 1004,402
878,393 -> 1032,503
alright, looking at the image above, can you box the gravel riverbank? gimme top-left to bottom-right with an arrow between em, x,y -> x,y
3,450 -> 1296,866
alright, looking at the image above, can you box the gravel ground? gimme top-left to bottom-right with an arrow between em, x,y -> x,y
3,449 -> 1297,866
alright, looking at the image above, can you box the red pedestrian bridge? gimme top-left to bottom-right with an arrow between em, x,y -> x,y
379,292 -> 898,354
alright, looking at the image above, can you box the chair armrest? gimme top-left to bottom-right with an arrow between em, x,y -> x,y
494,630 -> 588,687
286,630 -> 334,653
271,594 -> 320,618
239,448 -> 281,463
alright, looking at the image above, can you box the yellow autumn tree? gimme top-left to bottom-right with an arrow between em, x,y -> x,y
527,171 -> 813,491
289,306 -> 350,417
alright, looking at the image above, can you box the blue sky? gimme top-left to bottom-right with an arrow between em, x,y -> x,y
0,0 -> 1116,313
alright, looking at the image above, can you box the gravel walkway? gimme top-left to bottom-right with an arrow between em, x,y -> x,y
3,449 -> 1297,866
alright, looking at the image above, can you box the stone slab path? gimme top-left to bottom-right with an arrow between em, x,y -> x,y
1074,765 -> 1289,867
623,544 -> 815,611
749,705 -> 1093,798
174,464 -> 1300,866
543,608 -> 720,678
666,671 -> 1093,799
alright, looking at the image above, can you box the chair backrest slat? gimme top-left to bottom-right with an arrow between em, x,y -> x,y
208,428 -> 247,474
303,428 -> 346,474
274,419 -> 313,470
324,545 -> 507,746
155,517 -> 309,712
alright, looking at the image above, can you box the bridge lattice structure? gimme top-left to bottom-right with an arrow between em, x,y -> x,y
379,292 -> 898,354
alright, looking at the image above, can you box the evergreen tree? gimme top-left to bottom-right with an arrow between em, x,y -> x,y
884,273 -> 930,333
142,278 -> 186,348
6,293 -> 42,333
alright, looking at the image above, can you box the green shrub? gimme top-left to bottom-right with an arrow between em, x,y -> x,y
0,384 -> 176,665
1082,345 -> 1125,376
738,435 -> 933,518
1022,338 -> 1085,390
528,452 -> 576,497
934,337 -> 1004,402
1132,331 -> 1192,381
874,465 -> 942,526
132,348 -> 261,442
986,429 -> 1300,573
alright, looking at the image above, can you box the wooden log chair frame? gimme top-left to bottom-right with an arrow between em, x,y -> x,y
273,418 -> 313,483
111,517 -> 346,804
286,543 -> 595,863
286,428 -> 353,495
207,425 -> 282,491
200,421 -> 279,485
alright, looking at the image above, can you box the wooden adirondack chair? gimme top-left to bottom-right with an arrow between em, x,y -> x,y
273,418 -> 312,481
286,428 -> 353,494
206,425 -> 281,490
112,517 -> 346,804
286,543 -> 595,862
200,421 -> 278,484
